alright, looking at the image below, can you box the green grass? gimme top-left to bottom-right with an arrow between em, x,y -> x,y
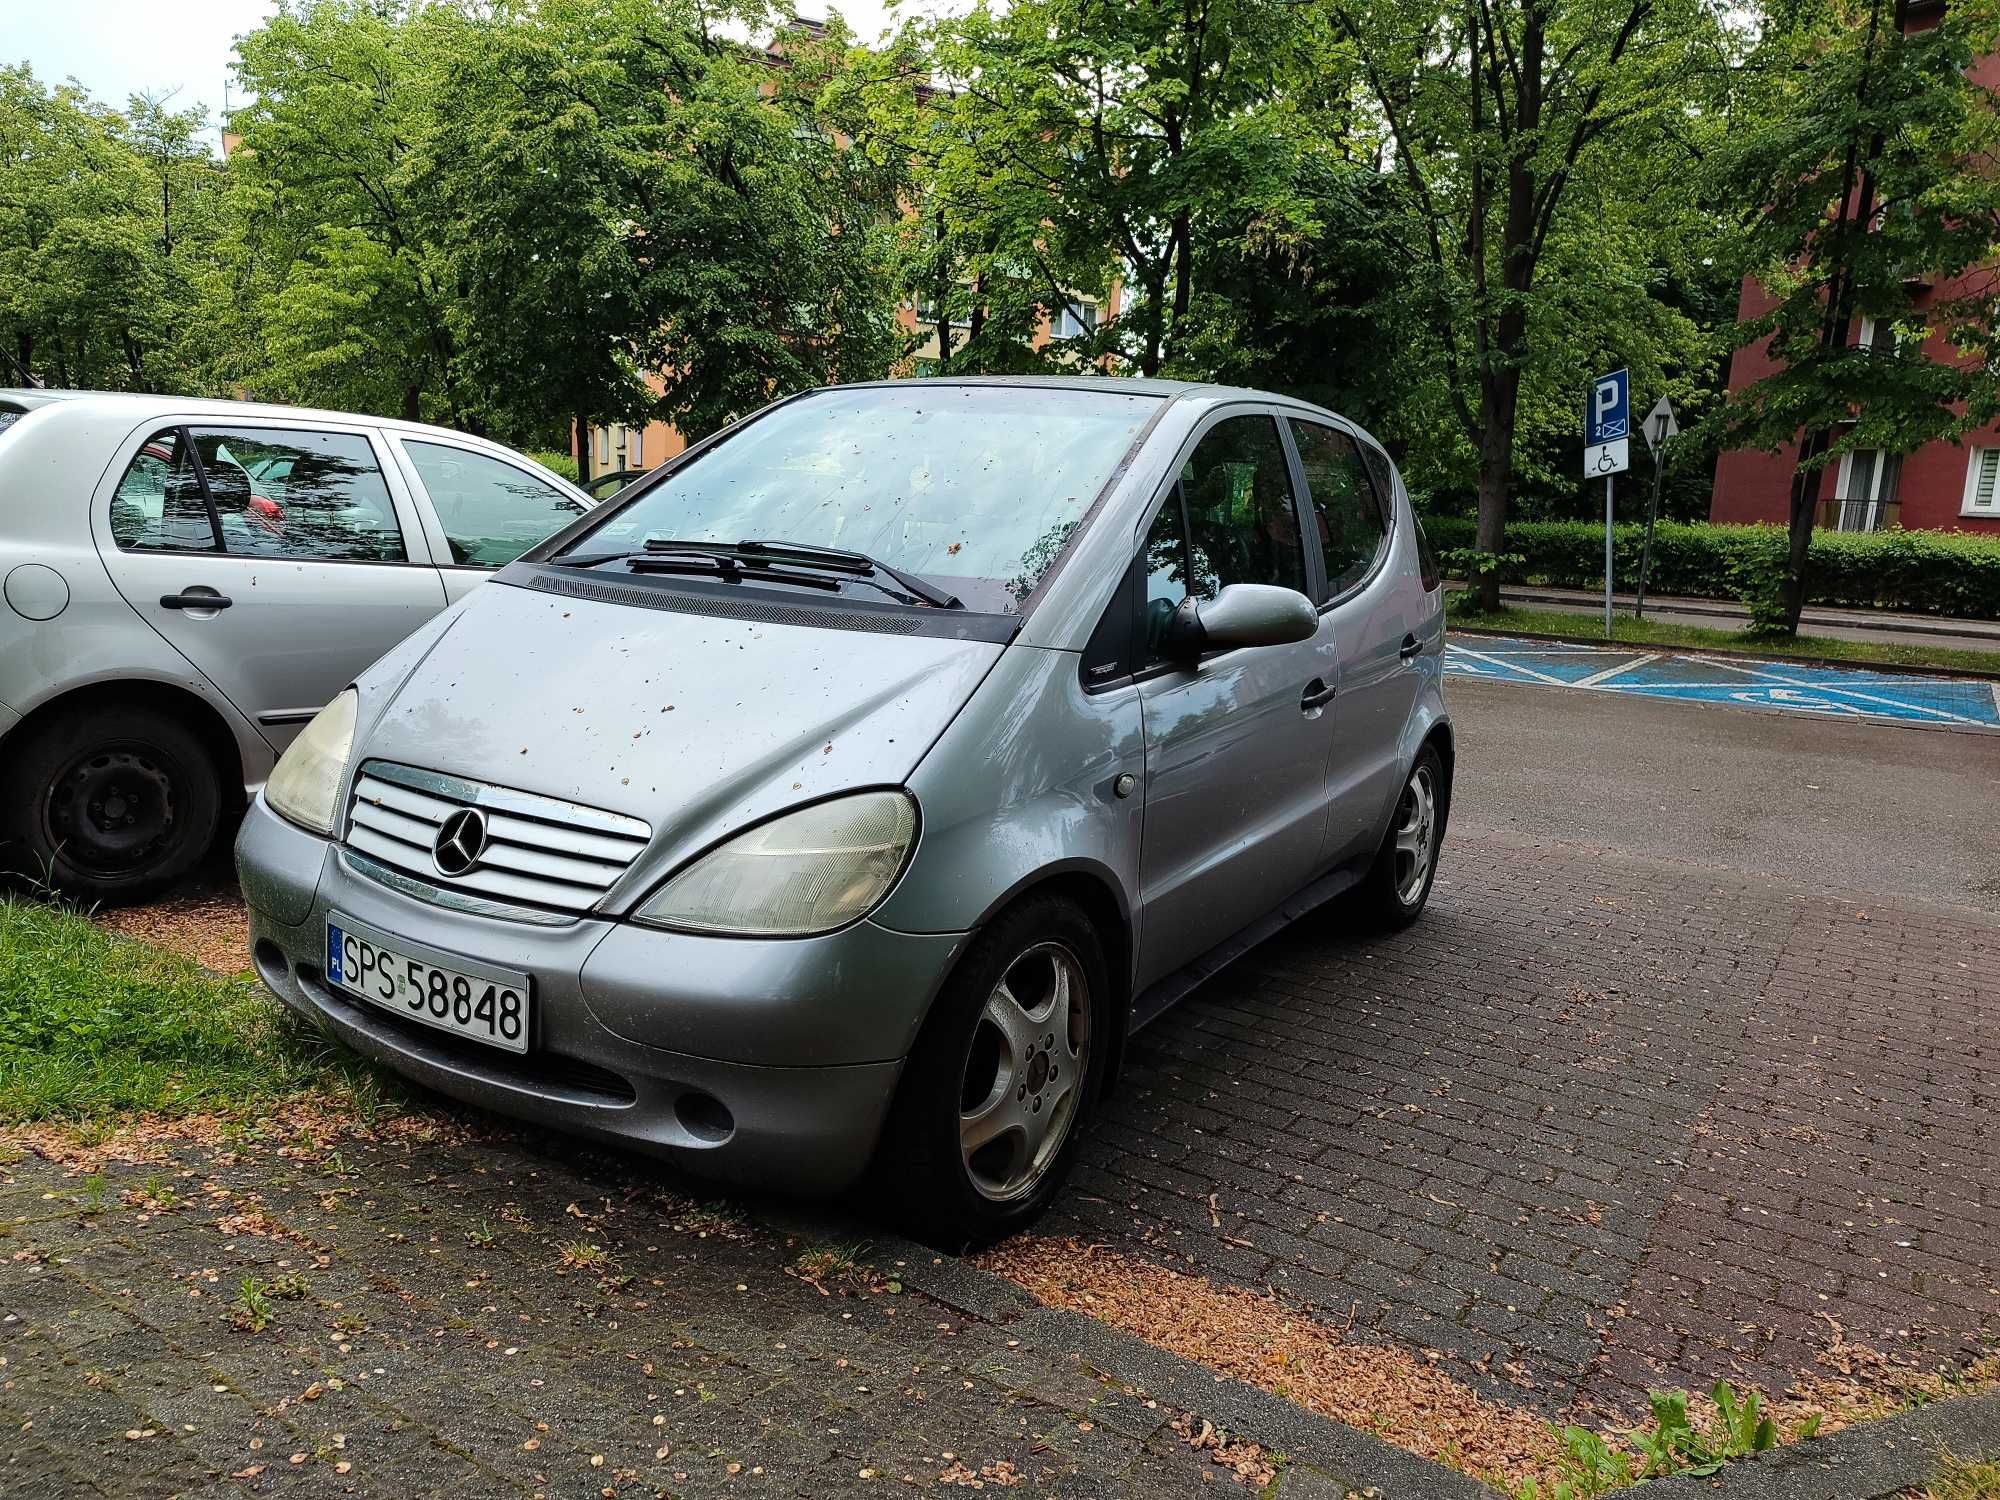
1445,596 -> 2000,676
0,895 -> 397,1125
1926,1456 -> 2000,1500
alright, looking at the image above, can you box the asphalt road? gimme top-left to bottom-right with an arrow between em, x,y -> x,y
1444,672 -> 2000,911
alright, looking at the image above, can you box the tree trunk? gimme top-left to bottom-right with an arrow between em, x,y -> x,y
1781,429 -> 1829,629
575,413 -> 593,485
403,385 -> 422,423
1473,367 -> 1519,611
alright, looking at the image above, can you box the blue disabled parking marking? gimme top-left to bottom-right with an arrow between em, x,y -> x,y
1444,634 -> 2000,728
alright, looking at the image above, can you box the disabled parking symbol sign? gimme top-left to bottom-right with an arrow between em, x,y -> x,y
1584,369 -> 1630,476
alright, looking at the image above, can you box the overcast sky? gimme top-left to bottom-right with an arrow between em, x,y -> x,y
4,0 -> 915,149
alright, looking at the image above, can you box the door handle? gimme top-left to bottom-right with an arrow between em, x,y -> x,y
1399,633 -> 1423,661
1301,678 -> 1337,710
159,591 -> 232,611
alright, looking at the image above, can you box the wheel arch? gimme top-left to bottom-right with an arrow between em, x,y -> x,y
932,859 -> 1136,1098
2,678 -> 250,811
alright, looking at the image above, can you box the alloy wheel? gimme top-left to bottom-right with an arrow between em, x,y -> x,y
1392,761 -> 1438,906
958,940 -> 1090,1202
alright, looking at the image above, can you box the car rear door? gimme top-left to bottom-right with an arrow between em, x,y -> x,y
390,437 -> 591,605
1288,417 -> 1423,864
1132,408 -> 1340,989
92,419 -> 447,750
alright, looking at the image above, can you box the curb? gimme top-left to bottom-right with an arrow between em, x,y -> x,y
1446,622 -> 2000,684
1640,1387 -> 2000,1499
870,1227 -> 1502,1499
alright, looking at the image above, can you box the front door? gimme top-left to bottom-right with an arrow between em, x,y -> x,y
1133,411 -> 1339,990
94,421 -> 446,750
1288,419 -> 1422,864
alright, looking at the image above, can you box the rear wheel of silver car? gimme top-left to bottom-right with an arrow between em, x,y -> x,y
1352,743 -> 1447,931
0,705 -> 220,903
880,895 -> 1107,1250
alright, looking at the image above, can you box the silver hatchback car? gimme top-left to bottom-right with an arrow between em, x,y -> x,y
237,379 -> 1451,1244
0,391 -> 591,897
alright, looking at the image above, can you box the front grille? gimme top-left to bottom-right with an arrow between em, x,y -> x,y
344,762 -> 651,916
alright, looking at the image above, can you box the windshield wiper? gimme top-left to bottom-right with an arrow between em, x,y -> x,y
555,538 -> 964,609
728,539 -> 963,609
624,552 -> 843,591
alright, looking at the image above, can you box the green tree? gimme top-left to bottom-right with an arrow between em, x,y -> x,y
229,0 -> 469,424
1718,0 -> 2000,634
875,0 -> 1315,379
1323,0 -> 1736,604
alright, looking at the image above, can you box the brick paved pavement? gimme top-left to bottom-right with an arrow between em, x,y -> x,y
0,1131 -> 1460,1499
1044,827 -> 2000,1418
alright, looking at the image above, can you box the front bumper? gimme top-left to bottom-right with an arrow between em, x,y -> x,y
236,797 -> 966,1194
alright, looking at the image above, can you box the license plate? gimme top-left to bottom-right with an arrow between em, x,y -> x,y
324,915 -> 531,1054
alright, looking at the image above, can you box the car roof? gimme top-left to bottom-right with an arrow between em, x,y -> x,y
825,374 -> 1355,423
0,388 -> 513,445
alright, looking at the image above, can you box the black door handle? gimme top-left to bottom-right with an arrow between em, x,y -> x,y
1301,678 -> 1337,710
1399,633 -> 1423,660
159,591 -> 232,611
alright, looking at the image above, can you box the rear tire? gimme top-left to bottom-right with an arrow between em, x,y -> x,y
877,894 -> 1109,1251
1351,743 -> 1447,932
0,704 -> 221,903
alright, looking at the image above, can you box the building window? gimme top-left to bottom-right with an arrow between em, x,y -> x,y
1826,448 -> 1901,531
1963,448 -> 2000,518
630,428 -> 643,467
1052,300 -> 1098,339
596,428 -> 610,466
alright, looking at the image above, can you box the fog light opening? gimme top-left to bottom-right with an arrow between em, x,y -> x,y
675,1090 -> 734,1144
252,939 -> 290,985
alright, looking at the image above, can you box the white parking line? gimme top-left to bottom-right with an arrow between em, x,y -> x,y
1571,652 -> 1660,688
1684,653 -> 1987,724
1444,643 -> 1571,685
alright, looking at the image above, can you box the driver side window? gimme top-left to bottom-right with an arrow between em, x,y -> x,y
1139,413 -> 1307,667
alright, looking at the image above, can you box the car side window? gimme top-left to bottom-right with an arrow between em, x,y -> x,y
1290,420 -> 1388,600
1139,413 -> 1308,668
110,429 -> 218,552
188,427 -> 406,562
404,441 -> 585,567
1178,414 -> 1307,601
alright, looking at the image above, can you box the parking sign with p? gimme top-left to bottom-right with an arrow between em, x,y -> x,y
1585,368 -> 1630,476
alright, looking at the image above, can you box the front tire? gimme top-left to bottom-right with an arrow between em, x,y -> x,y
1352,743 -> 1447,931
878,894 -> 1108,1250
0,704 -> 221,903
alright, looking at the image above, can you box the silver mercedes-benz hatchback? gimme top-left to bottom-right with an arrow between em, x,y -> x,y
238,378 -> 1452,1244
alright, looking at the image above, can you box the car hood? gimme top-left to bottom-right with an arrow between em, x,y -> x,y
359,576 -> 1006,908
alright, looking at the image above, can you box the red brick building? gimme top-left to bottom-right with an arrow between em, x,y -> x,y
1710,15 -> 2000,536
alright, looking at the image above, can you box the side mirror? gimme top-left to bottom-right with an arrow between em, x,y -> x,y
1165,583 -> 1319,657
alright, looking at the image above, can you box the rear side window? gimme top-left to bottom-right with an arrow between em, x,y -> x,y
110,429 -> 218,552
190,427 -> 405,562
404,441 -> 584,567
1414,516 -> 1442,593
1290,420 -> 1388,600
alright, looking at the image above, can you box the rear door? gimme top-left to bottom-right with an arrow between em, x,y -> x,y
93,420 -> 446,749
1287,417 -> 1421,863
1132,409 -> 1340,989
391,437 -> 590,605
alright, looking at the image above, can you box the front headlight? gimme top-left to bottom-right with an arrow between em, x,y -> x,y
265,689 -> 358,836
636,790 -> 917,937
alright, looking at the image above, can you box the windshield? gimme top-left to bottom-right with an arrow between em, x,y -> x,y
563,384 -> 1160,614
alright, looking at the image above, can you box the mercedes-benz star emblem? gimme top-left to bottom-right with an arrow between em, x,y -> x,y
432,807 -> 488,878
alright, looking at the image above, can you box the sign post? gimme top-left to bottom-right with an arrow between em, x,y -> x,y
1634,396 -> 1680,620
1585,369 -> 1631,637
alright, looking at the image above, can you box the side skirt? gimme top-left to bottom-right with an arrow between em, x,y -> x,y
1127,858 -> 1366,1035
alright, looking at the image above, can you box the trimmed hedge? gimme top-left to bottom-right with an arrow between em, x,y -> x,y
1425,516 -> 2000,622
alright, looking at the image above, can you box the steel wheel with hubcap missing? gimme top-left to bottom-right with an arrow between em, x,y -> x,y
959,940 -> 1090,1202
